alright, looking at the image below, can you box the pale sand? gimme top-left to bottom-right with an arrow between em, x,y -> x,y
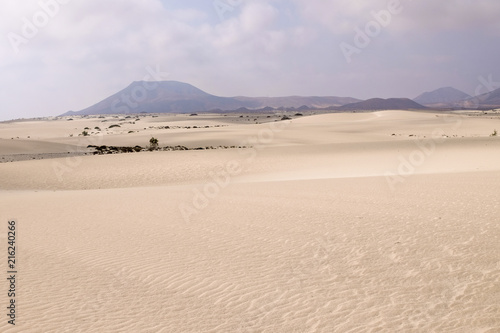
0,110 -> 499,332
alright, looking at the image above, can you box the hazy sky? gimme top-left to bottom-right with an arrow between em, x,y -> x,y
1,0 -> 499,120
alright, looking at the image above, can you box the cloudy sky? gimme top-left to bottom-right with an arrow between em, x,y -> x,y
1,0 -> 499,120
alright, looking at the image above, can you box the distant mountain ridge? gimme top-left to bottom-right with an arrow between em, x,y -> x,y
414,87 -> 471,107
63,81 -> 254,116
61,81 -> 500,117
339,98 -> 427,111
462,87 -> 500,109
62,81 -> 361,116
233,96 -> 360,109
413,86 -> 500,109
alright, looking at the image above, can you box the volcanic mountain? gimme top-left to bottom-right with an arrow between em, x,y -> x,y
232,96 -> 360,109
338,98 -> 427,111
62,81 -> 254,116
414,87 -> 471,107
61,81 -> 360,116
462,87 -> 500,109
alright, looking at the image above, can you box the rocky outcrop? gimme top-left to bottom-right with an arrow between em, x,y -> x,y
87,145 -> 248,155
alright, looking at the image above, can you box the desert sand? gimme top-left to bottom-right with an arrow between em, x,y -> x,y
1,110 -> 499,332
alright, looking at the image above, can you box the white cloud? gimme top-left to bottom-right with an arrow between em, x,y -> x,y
401,0 -> 500,32
292,0 -> 383,34
240,2 -> 277,33
292,0 -> 500,36
0,0 -> 499,120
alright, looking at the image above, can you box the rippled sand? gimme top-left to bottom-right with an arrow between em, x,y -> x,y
1,111 -> 499,332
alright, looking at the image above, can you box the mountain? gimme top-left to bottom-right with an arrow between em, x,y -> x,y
61,81 -> 360,116
232,96 -> 360,109
479,87 -> 500,106
414,87 -> 471,107
462,87 -> 500,109
338,98 -> 427,111
62,81 -> 256,116
413,86 -> 500,109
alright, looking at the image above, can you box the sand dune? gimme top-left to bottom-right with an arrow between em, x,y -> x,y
1,110 -> 499,332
